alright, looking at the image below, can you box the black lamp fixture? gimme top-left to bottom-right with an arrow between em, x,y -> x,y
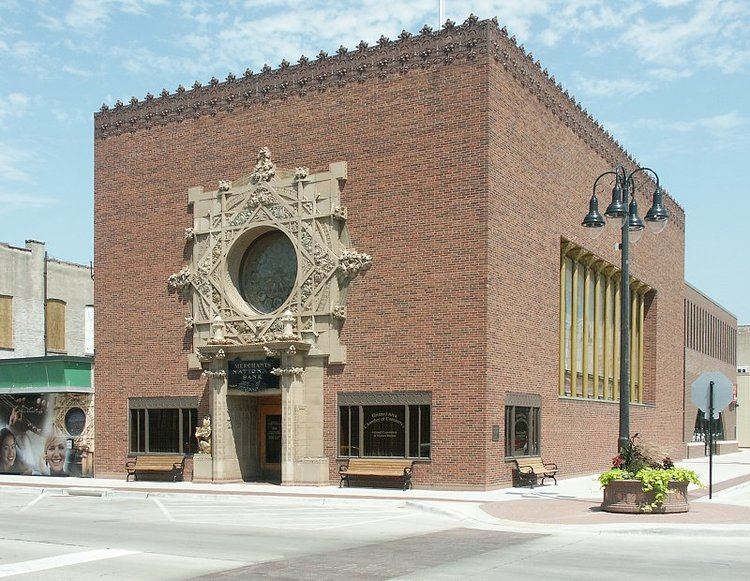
580,165 -> 669,454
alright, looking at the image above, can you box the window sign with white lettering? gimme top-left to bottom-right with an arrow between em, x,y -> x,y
227,357 -> 280,392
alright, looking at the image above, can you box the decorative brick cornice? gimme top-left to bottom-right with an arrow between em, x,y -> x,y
94,15 -> 488,139
94,13 -> 683,229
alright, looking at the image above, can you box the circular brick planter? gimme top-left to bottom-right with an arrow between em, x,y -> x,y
601,479 -> 690,513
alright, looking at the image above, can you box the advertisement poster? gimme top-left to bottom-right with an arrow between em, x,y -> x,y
0,393 -> 94,477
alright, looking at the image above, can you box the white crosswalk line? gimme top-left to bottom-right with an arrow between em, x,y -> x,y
0,549 -> 139,578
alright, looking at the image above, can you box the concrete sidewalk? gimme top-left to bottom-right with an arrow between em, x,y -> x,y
1,449 -> 748,519
480,449 -> 750,529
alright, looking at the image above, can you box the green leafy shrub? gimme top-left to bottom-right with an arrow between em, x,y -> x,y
601,434 -> 703,512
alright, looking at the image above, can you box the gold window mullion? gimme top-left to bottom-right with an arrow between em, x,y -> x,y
582,262 -> 590,398
592,264 -> 600,399
559,246 -> 569,396
570,258 -> 579,398
613,275 -> 621,400
638,291 -> 645,404
630,283 -> 638,402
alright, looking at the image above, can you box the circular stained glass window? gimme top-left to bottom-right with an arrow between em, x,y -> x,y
65,407 -> 86,436
239,230 -> 298,314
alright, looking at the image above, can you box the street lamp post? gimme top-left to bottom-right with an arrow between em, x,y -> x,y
581,165 -> 669,453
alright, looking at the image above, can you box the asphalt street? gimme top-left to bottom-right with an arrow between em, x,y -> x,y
0,487 -> 749,579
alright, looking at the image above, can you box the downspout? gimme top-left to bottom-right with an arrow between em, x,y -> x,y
43,251 -> 48,356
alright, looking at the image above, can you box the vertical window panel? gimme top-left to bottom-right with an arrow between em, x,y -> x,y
576,264 -> 585,396
46,299 -> 66,352
84,305 -> 94,355
505,405 -> 541,458
570,260 -> 579,397
0,295 -> 11,349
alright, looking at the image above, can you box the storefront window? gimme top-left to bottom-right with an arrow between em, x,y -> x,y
129,407 -> 197,454
504,405 -> 540,458
338,403 -> 430,459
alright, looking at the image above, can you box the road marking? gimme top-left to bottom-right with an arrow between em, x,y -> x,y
0,549 -> 138,578
316,511 -> 413,530
19,493 -> 46,512
152,498 -> 174,522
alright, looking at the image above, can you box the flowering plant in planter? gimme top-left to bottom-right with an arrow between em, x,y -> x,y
599,434 -> 702,512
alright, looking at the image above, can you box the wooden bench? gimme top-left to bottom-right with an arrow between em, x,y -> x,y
126,455 -> 185,482
339,459 -> 414,490
512,457 -> 558,488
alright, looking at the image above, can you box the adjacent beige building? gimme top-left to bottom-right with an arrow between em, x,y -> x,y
684,283 -> 738,457
737,325 -> 750,447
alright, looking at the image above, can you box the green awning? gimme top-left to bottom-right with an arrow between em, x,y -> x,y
0,356 -> 93,393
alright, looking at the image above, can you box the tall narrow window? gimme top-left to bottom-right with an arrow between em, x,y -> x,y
560,242 -> 650,403
46,299 -> 66,352
504,405 -> 540,458
0,295 -> 11,349
84,305 -> 94,355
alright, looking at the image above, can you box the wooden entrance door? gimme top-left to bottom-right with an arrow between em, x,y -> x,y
259,404 -> 282,482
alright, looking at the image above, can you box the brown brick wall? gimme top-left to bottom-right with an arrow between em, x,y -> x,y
95,58 -> 489,484
486,51 -> 686,487
94,21 -> 687,488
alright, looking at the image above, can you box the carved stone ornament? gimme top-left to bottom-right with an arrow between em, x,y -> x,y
195,416 -> 212,454
202,369 -> 227,378
208,315 -> 232,344
280,309 -> 298,340
215,348 -> 226,359
184,227 -> 195,241
168,267 -> 192,291
332,305 -> 346,320
184,155 -> 369,364
218,180 -> 232,192
332,206 -> 348,221
338,250 -> 373,276
264,345 -> 279,357
293,167 -> 309,181
184,315 -> 195,329
271,367 -> 305,376
250,147 -> 276,184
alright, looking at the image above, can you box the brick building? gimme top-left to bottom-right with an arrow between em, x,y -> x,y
683,283 -> 738,457
93,17 -> 686,488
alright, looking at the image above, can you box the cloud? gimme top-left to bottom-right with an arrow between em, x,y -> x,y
668,111 -> 748,134
62,64 -> 92,77
113,0 -> 438,80
634,111 -> 748,136
620,0 -> 750,73
41,0 -> 167,33
575,76 -> 653,98
0,142 -> 32,182
0,189 -> 57,212
0,92 -> 29,122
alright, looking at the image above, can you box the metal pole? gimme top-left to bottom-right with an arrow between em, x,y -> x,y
618,176 -> 631,454
709,380 -> 714,499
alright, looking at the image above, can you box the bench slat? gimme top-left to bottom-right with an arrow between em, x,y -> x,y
126,455 -> 185,482
339,458 -> 414,490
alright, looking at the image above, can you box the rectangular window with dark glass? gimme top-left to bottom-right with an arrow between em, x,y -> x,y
128,407 -> 198,454
338,403 -> 430,459
504,405 -> 540,458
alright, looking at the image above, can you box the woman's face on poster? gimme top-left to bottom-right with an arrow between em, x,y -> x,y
1,433 -> 16,468
46,441 -> 66,472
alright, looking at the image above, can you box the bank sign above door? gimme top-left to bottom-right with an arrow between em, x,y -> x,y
227,357 -> 280,392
